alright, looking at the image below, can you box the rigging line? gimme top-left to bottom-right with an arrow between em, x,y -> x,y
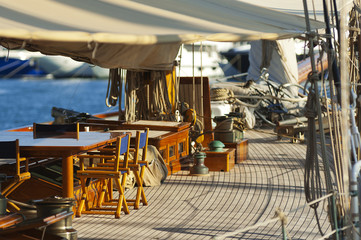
324,43 -> 344,192
105,69 -> 113,107
66,79 -> 82,110
105,68 -> 120,107
332,0 -> 341,47
319,45 -> 345,204
118,69 -> 124,116
214,190 -> 336,240
329,0 -> 337,49
213,214 -> 279,240
311,0 -> 335,194
323,0 -> 342,104
192,43 -> 195,110
177,45 -> 182,106
234,94 -> 307,103
311,0 -> 317,20
200,42 -> 204,126
316,225 -> 353,240
304,0 -> 336,234
323,79 -> 345,211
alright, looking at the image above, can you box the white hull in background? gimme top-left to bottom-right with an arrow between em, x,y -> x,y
36,55 -> 109,78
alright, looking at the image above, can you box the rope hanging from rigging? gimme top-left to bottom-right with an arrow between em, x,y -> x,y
303,0 -> 338,236
303,77 -> 326,235
123,70 -> 176,122
106,68 -> 121,107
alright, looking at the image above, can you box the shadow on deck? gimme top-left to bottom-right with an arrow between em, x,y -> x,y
73,129 -> 330,240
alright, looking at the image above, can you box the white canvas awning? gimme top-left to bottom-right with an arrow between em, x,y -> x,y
0,0 -> 326,70
238,0 -> 352,21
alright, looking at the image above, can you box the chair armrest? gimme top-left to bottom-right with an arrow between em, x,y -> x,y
76,155 -> 116,159
137,160 -> 148,165
118,168 -> 130,174
127,164 -> 142,170
78,168 -> 130,175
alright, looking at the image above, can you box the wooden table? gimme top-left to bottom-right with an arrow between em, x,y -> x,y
0,131 -> 123,198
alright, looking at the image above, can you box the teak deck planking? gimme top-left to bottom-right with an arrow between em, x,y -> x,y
73,129 -> 331,240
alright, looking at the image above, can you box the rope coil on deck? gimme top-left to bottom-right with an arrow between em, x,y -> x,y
210,87 -> 262,108
210,88 -> 235,101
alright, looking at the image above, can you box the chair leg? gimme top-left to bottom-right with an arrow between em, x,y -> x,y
120,174 -> 130,215
7,201 -> 21,212
134,166 -> 148,209
2,181 -> 22,197
139,166 -> 148,206
114,176 -> 129,218
97,179 -> 109,207
76,177 -> 89,217
107,179 -> 114,202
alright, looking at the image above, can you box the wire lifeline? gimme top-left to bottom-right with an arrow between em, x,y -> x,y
213,192 -> 339,240
212,212 -> 279,240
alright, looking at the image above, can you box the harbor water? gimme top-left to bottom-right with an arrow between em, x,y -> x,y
0,78 -> 118,131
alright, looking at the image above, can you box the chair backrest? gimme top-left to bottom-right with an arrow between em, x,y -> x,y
0,140 -> 18,159
0,139 -> 27,177
33,122 -> 79,139
133,128 -> 149,164
114,133 -> 130,170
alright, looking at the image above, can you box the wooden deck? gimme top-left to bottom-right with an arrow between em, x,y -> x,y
73,129 -> 330,240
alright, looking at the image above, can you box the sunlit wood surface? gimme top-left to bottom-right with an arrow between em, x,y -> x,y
73,129 -> 330,240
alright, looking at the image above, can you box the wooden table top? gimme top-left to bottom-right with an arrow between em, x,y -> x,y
0,131 -> 127,159
0,131 -> 124,148
0,130 -> 129,198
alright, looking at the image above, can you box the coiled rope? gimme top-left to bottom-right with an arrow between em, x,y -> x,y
210,87 -> 307,110
210,88 -> 262,108
123,70 -> 175,121
304,87 -> 325,236
106,68 -> 121,107
210,88 -> 234,101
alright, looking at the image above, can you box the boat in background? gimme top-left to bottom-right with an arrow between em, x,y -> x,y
0,49 -> 49,78
176,42 -> 235,80
36,55 -> 109,79
0,48 -> 109,79
220,40 -> 328,84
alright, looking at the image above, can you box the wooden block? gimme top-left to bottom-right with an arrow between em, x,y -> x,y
223,139 -> 249,163
204,148 -> 235,172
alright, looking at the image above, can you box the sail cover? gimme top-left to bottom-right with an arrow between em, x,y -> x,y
0,0 -> 326,70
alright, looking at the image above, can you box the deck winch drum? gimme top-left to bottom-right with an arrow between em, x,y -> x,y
34,196 -> 77,240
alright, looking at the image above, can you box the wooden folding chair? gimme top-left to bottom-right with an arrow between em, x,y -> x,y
75,133 -> 131,218
0,140 -> 31,211
98,128 -> 149,209
33,122 -> 79,139
127,128 -> 149,209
